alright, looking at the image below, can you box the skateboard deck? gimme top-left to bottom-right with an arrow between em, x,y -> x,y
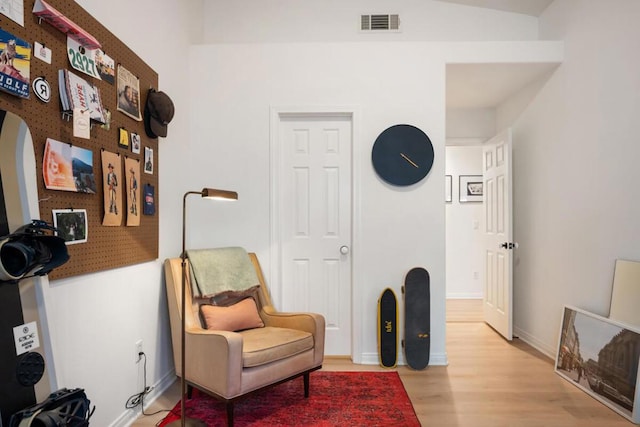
402,267 -> 430,370
378,288 -> 398,368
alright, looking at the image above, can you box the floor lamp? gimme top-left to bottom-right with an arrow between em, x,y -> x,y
167,188 -> 238,427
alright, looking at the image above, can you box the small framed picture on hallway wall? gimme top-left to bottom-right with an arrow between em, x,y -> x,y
459,175 -> 482,203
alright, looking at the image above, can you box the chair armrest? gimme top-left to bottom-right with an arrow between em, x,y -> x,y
261,306 -> 325,366
261,306 -> 323,334
183,328 -> 244,397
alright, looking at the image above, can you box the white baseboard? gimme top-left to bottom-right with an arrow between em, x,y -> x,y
358,351 -> 448,367
514,326 -> 555,360
108,369 -> 177,427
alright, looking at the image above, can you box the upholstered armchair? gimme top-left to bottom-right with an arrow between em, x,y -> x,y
163,252 -> 325,426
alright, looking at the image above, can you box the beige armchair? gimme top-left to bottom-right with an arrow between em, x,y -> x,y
164,253 -> 325,426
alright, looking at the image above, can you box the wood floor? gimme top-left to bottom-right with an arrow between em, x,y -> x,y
133,300 -> 634,426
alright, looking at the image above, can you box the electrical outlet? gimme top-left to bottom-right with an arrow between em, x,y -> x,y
473,271 -> 479,280
135,340 -> 143,363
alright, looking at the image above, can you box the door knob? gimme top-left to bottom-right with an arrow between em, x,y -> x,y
340,245 -> 350,255
500,242 -> 519,249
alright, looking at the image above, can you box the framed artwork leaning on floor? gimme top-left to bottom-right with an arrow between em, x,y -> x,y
556,305 -> 640,423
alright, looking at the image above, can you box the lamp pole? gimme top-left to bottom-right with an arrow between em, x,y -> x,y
167,188 -> 237,427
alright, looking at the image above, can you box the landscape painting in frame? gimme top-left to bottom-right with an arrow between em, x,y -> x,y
556,305 -> 640,423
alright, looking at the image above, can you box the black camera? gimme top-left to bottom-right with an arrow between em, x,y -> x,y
0,220 -> 70,282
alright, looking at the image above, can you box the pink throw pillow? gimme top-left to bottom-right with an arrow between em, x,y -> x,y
200,298 -> 264,332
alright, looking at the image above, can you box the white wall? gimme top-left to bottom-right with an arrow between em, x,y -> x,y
188,41 -> 447,365
446,108 -> 496,139
445,145 -> 484,298
498,0 -> 640,356
201,0 -> 540,42
30,2 -> 202,426
188,3 -> 555,366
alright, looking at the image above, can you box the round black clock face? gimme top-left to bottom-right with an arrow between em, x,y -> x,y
371,124 -> 434,186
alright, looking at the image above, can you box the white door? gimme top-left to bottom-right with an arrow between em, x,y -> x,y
277,113 -> 352,355
482,129 -> 513,340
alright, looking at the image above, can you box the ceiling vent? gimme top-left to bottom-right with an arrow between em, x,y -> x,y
360,14 -> 400,32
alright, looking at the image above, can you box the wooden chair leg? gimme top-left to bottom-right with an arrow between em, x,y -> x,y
226,402 -> 234,427
304,372 -> 310,398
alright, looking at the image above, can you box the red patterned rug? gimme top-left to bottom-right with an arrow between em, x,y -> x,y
159,371 -> 420,426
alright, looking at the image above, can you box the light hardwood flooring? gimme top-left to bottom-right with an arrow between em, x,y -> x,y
133,300 -> 633,426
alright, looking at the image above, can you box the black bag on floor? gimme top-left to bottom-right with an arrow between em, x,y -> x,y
9,388 -> 94,427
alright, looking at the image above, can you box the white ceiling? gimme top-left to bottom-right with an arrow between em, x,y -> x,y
446,62 -> 558,109
435,0 -> 554,17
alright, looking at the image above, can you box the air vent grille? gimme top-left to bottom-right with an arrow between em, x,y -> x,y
360,14 -> 400,31
361,14 -> 370,31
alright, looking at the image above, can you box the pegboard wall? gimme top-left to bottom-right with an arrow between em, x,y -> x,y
0,0 -> 159,280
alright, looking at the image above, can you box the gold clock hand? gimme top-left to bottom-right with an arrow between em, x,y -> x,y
400,152 -> 419,168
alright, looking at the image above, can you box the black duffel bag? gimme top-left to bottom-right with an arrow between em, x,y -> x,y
9,388 -> 94,427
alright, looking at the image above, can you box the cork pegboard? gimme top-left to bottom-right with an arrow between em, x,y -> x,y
0,1 -> 159,280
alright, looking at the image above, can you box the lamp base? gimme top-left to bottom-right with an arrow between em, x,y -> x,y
165,417 -> 207,427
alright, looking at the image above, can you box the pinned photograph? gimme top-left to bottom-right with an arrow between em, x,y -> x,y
53,209 -> 87,245
43,138 -> 75,192
72,145 -> 97,194
144,147 -> 153,174
100,109 -> 111,131
43,139 -> 96,193
130,132 -> 140,154
117,64 -> 141,121
95,50 -> 115,84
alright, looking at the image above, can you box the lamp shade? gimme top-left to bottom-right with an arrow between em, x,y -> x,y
201,188 -> 238,201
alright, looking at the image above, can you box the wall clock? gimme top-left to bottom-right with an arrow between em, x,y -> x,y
371,124 -> 434,186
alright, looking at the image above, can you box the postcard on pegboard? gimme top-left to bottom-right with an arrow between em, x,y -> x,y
43,138 -> 96,193
101,150 -> 122,226
125,157 -> 140,226
0,28 -> 31,98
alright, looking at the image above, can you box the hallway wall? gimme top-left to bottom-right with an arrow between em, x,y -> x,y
500,0 -> 640,355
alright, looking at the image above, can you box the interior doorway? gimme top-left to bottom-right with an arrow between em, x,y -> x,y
445,143 -> 485,303
444,62 -> 559,328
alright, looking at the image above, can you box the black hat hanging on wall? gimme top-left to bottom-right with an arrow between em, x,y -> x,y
144,88 -> 175,138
